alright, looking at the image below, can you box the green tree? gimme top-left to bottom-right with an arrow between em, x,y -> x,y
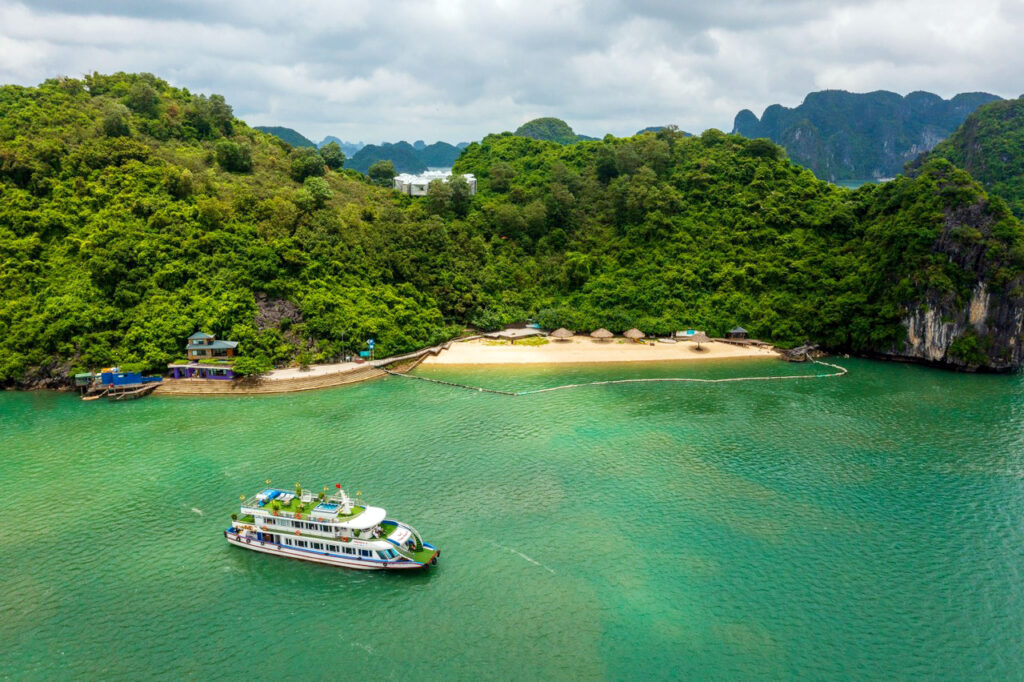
449,175 -> 472,218
319,141 -> 346,170
426,179 -> 452,215
214,140 -> 253,173
303,176 -> 333,209
489,162 -> 514,192
232,355 -> 273,377
124,82 -> 160,118
290,148 -> 325,181
595,145 -> 619,182
368,160 -> 396,187
101,104 -> 131,137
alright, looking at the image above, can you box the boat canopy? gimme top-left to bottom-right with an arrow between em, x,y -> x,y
345,506 -> 386,530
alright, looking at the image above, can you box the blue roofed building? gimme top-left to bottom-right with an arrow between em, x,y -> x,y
168,332 -> 240,380
186,331 -> 238,360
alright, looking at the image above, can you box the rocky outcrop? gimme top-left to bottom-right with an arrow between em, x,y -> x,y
254,293 -> 302,330
874,203 -> 1024,371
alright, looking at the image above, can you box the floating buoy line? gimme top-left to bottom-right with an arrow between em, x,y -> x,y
382,359 -> 848,396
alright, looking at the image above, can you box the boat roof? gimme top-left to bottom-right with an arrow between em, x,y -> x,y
344,506 -> 386,530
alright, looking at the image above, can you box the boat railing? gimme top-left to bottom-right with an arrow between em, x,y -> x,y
240,503 -> 370,530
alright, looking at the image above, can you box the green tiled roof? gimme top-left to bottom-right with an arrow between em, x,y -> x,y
187,340 -> 238,351
188,331 -> 214,340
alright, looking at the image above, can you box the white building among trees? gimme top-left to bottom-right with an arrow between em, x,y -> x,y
394,170 -> 476,196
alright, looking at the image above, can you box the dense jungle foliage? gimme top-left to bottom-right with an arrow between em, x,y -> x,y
513,117 -> 582,144
919,98 -> 1024,218
1,73 -> 1021,383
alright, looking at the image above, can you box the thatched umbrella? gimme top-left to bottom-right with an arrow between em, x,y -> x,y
689,331 -> 711,351
623,328 -> 646,341
550,327 -> 574,342
590,328 -> 614,342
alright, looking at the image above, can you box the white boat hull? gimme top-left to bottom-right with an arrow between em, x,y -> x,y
225,531 -> 427,570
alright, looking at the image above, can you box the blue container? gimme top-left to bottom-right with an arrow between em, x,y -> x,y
99,371 -> 143,386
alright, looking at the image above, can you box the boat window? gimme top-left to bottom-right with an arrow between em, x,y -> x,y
359,549 -> 371,557
345,547 -> 355,555
377,551 -> 389,560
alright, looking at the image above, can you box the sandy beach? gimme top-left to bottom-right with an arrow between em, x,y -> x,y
421,336 -> 778,365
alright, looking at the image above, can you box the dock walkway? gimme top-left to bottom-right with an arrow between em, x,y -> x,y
154,341 -> 454,396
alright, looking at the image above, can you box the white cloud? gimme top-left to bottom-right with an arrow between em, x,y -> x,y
0,0 -> 1020,143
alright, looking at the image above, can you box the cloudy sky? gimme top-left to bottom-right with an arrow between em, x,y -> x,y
0,0 -> 1020,144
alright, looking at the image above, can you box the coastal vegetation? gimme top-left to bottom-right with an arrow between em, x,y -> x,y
917,98 -> 1024,217
1,72 -> 1023,385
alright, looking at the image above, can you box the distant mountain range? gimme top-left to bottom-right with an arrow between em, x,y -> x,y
732,90 -> 1002,182
317,136 -> 365,157
254,127 -> 468,174
346,140 -> 470,174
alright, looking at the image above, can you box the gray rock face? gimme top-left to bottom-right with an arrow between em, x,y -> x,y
733,90 -> 1002,182
873,205 -> 1024,371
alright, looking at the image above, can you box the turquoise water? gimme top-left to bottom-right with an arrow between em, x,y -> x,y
2,358 -> 1024,679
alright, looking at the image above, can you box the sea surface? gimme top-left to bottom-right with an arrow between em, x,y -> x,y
2,358 -> 1023,680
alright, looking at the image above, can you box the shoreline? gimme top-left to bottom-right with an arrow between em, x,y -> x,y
420,336 -> 779,366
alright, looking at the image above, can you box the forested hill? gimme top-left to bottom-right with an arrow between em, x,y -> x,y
253,126 -> 316,148
453,131 -> 1024,370
0,73 -> 468,385
733,90 -> 1001,182
915,98 -> 1024,217
2,73 -> 1024,387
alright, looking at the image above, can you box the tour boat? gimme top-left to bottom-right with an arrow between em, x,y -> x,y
224,485 -> 440,570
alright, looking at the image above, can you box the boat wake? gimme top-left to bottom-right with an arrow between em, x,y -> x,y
490,541 -> 556,574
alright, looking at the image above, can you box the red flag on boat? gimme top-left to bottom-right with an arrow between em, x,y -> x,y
336,483 -> 341,489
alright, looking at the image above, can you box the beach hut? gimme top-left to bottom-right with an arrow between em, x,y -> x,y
549,328 -> 574,342
623,328 -> 646,342
590,328 -> 614,342
689,331 -> 711,351
727,327 -> 748,339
